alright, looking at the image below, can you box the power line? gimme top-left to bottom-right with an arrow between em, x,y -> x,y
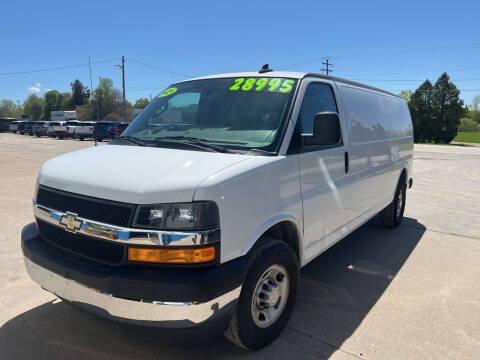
341,66 -> 480,77
277,42 -> 480,69
0,58 -> 118,76
387,88 -> 480,92
351,78 -> 480,82
127,58 -> 192,78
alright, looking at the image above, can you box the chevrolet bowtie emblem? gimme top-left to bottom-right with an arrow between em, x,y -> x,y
59,212 -> 82,233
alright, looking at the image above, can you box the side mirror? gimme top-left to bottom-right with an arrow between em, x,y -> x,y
301,112 -> 342,146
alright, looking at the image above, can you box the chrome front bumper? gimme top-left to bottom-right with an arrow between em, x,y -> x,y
24,257 -> 241,328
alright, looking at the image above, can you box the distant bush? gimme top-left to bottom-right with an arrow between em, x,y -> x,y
459,117 -> 480,132
454,132 -> 480,143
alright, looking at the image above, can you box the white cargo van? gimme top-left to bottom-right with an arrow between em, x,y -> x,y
22,69 -> 413,350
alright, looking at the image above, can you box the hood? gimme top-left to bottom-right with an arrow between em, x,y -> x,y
38,145 -> 252,204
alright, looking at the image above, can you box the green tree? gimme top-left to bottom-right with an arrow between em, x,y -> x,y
43,90 -> 61,120
409,73 -> 466,143
134,98 -> 150,108
93,77 -> 122,119
431,73 -> 465,143
70,79 -> 89,107
409,80 -> 434,143
24,94 -> 45,120
468,95 -> 480,123
398,90 -> 413,103
459,117 -> 480,132
0,99 -> 18,117
76,77 -> 122,121
59,92 -> 73,110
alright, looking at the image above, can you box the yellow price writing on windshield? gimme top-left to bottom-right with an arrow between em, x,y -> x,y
229,78 -> 295,93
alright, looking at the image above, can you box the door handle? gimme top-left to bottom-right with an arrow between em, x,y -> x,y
345,151 -> 349,174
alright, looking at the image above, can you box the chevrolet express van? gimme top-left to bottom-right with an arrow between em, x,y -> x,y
22,69 -> 413,350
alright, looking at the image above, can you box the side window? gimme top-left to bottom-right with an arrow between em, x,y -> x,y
299,83 -> 338,134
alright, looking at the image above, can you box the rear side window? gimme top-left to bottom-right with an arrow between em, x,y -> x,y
299,83 -> 338,134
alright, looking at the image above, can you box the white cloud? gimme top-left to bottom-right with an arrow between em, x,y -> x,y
28,86 -> 41,93
27,82 -> 43,93
44,88 -> 52,92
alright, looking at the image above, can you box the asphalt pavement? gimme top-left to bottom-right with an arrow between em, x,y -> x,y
0,133 -> 479,359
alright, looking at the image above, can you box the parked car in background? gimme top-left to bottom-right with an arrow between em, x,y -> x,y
24,121 -> 37,135
18,121 -> 29,134
73,122 -> 95,140
54,120 -> 80,139
9,120 -> 23,133
94,121 -> 129,141
32,121 -> 50,137
66,121 -> 81,137
0,118 -> 15,132
47,121 -> 64,137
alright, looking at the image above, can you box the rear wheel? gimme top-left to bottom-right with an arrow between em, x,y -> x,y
224,239 -> 299,350
380,176 -> 406,227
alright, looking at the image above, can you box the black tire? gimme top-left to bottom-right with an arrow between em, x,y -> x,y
79,136 -> 85,141
380,175 -> 406,227
12,131 -> 16,134
224,238 -> 299,350
36,133 -> 41,137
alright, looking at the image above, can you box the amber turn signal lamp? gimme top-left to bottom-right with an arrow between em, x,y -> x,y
128,246 -> 216,264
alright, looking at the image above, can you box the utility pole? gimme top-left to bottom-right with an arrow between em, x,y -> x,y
97,77 -> 101,122
321,57 -> 333,75
121,56 -> 126,122
88,56 -> 93,100
114,56 -> 126,122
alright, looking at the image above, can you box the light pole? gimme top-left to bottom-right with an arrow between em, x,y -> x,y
114,56 -> 126,122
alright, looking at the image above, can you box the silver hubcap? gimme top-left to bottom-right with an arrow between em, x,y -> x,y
251,264 -> 289,328
396,190 -> 403,218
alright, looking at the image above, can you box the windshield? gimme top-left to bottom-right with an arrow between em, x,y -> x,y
122,77 -> 298,152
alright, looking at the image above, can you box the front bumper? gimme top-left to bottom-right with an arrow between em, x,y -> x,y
22,223 -> 244,328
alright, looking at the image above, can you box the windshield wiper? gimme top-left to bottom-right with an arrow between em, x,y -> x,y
245,148 -> 277,156
115,136 -> 147,146
153,136 -> 233,153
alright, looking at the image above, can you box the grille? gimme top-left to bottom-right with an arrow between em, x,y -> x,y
37,220 -> 125,264
36,186 -> 135,227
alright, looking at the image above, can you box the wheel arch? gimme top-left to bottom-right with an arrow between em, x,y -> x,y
243,215 -> 303,265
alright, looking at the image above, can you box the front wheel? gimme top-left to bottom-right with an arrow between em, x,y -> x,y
224,239 -> 299,350
380,176 -> 406,227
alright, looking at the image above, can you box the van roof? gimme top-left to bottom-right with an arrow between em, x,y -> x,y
185,71 -> 402,99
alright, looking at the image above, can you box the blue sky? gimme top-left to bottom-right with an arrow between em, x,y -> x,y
1,0 -> 479,106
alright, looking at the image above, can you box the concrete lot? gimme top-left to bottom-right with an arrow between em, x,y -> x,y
0,132 -> 479,359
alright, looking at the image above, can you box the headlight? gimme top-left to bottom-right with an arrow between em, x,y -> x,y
133,201 -> 219,230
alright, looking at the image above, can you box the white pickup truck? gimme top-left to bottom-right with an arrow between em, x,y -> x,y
22,69 -> 413,350
50,111 -> 78,139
